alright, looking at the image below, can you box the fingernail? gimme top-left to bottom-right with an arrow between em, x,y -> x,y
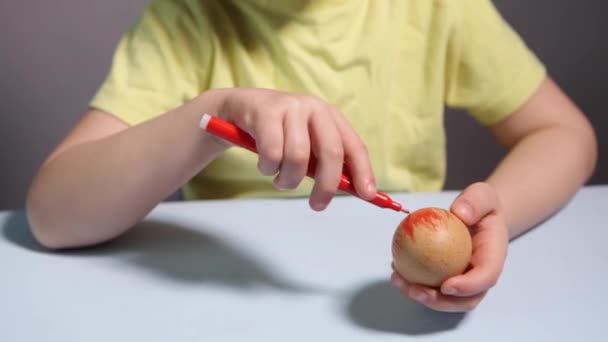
443,287 -> 457,295
456,201 -> 473,221
273,179 -> 287,191
367,181 -> 376,195
310,201 -> 327,211
413,290 -> 427,302
391,274 -> 405,288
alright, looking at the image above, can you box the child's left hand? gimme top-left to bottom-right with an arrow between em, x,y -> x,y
390,182 -> 509,312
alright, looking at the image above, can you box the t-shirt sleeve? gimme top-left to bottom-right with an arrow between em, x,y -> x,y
89,0 -> 205,126
444,0 -> 547,126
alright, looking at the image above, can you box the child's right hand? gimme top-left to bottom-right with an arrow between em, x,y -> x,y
203,88 -> 378,211
26,87 -> 377,249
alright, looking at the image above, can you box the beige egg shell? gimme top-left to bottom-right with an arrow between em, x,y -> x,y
391,207 -> 472,287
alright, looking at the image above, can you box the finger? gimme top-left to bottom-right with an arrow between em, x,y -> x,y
252,111 -> 285,176
391,263 -> 485,312
308,110 -> 344,211
274,110 -> 310,189
406,284 -> 487,312
390,271 -> 410,290
441,215 -> 509,297
330,108 -> 376,200
450,182 -> 500,226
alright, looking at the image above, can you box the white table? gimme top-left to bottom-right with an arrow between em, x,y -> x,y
1,186 -> 606,341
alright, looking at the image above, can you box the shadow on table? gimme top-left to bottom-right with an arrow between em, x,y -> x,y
2,211 -> 45,251
2,211 -> 312,293
345,280 -> 467,335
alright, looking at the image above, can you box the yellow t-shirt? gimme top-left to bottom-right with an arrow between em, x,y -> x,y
90,0 -> 545,200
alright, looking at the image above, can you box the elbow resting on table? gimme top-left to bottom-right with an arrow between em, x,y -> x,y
25,176 -> 141,250
575,118 -> 598,183
25,180 -> 94,251
25,190 -> 70,250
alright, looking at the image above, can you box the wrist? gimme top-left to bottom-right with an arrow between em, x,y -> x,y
192,90 -> 234,151
162,95 -> 229,166
196,88 -> 231,118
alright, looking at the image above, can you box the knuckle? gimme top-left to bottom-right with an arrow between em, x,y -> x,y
304,95 -> 322,105
241,112 -> 255,130
328,105 -> 344,118
354,139 -> 369,155
306,96 -> 330,114
281,96 -> 303,113
251,114 -> 268,132
261,109 -> 283,123
326,103 -> 338,112
262,146 -> 283,165
320,146 -> 344,161
286,146 -> 310,166
344,141 -> 369,168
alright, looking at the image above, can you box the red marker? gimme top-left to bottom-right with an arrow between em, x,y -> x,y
199,113 -> 409,214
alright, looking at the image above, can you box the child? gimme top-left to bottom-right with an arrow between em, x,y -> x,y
26,0 -> 597,312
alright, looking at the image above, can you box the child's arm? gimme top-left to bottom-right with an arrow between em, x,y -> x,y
486,76 -> 597,237
391,76 -> 597,312
26,88 -> 377,250
26,103 -> 221,250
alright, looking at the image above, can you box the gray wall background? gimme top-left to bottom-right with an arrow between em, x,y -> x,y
1,0 -> 606,210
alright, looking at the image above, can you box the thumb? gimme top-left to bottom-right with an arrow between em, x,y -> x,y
450,182 -> 500,226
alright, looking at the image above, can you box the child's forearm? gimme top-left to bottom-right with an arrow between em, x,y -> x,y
26,96 -> 225,249
486,124 -> 597,239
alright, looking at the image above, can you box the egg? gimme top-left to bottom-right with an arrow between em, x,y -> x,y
391,207 -> 472,287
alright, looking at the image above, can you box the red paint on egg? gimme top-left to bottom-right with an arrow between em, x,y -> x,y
401,208 -> 445,240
